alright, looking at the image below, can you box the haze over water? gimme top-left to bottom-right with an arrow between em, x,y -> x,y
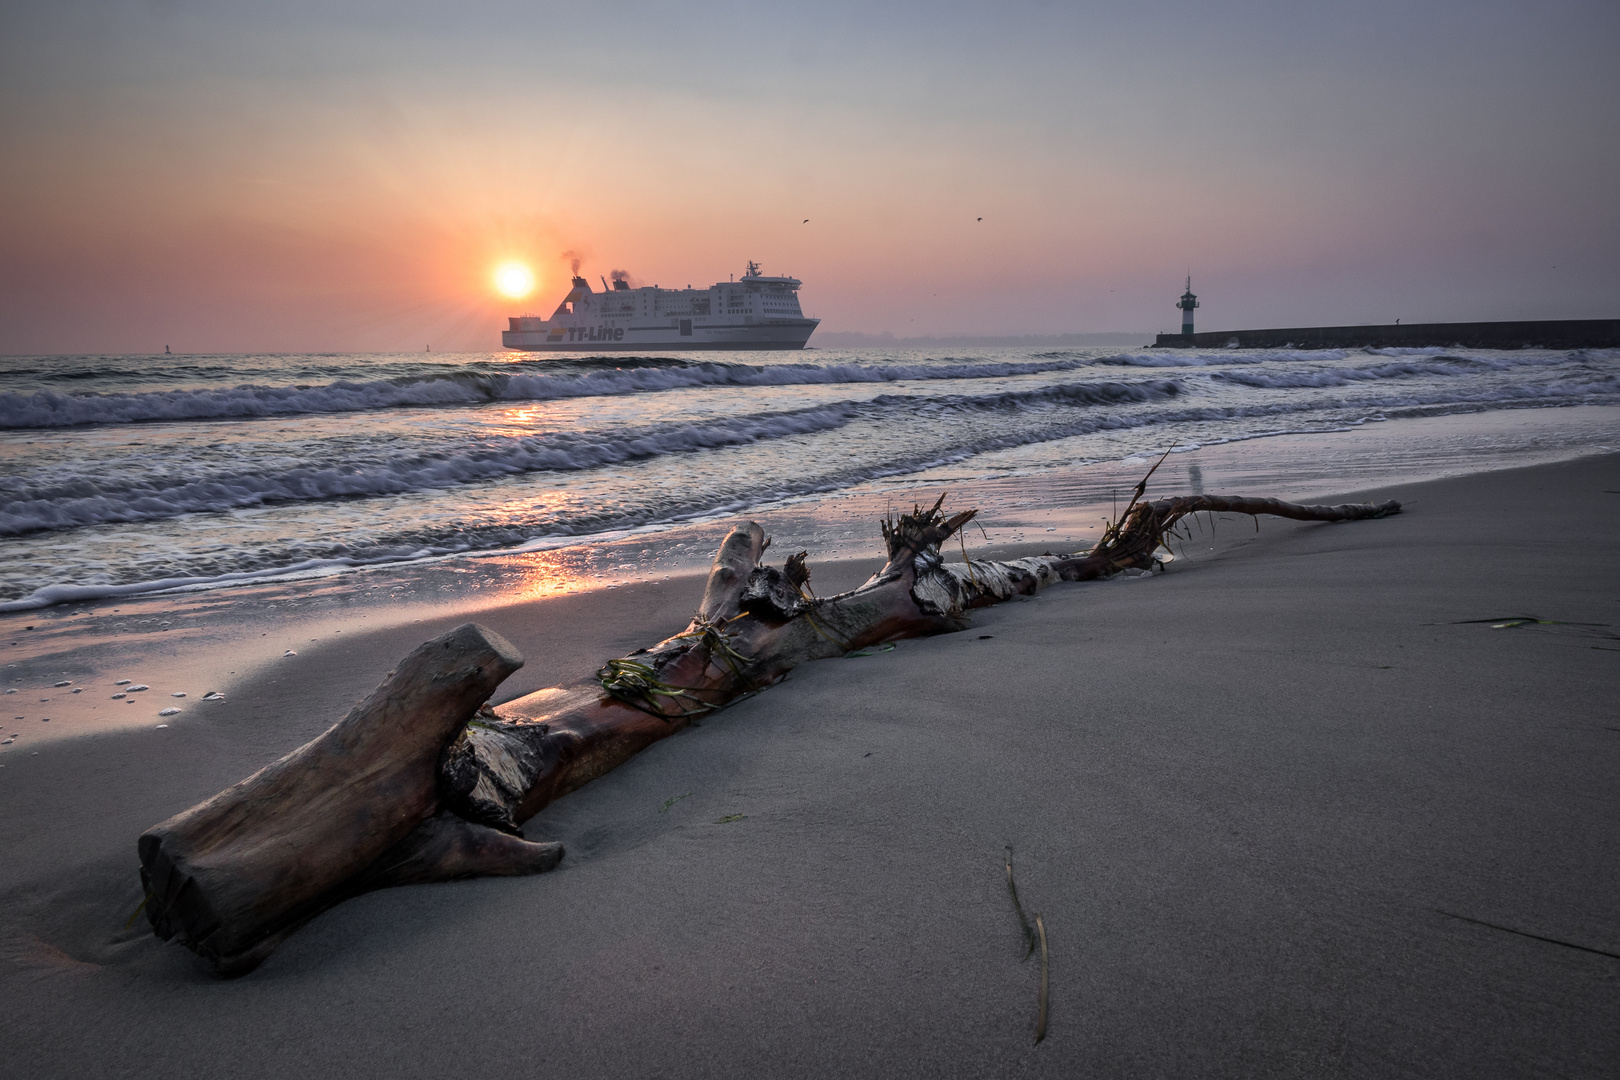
4,345 -> 1617,609
3,3 -> 1617,355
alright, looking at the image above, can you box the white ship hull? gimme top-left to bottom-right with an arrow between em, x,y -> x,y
503,319 -> 818,351
503,262 -> 819,352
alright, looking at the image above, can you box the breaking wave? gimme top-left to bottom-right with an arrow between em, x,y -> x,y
0,379 -> 1181,535
0,356 -> 1121,428
1096,347 -> 1579,371
6,340 -> 1617,612
0,404 -> 858,535
1209,353 -> 1573,389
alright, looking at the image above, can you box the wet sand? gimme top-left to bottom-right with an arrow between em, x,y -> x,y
1,454 -> 1617,1078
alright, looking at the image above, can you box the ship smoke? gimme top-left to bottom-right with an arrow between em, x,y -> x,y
561,250 -> 583,275
610,269 -> 632,285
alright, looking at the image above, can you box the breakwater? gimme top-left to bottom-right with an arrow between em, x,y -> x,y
1154,318 -> 1620,350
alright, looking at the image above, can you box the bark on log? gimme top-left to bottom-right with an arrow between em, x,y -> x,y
138,623 -> 524,974
139,487 -> 1399,973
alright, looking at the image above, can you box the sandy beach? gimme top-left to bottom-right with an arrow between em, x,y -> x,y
2,452 -> 1617,1078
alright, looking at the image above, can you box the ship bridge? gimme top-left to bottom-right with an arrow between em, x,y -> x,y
738,259 -> 803,289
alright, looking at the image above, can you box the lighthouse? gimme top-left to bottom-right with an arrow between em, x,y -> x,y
1177,276 -> 1199,336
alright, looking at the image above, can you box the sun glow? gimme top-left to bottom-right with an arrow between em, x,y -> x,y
495,262 -> 535,299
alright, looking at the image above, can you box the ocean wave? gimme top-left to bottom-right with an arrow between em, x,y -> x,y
1,378 -> 1183,535
5,372 -> 1617,608
1210,352 -> 1575,389
1095,350 -> 1343,368
0,389 -> 1308,610
1095,347 -> 1587,371
0,403 -> 863,535
1212,359 -> 1466,388
0,559 -> 390,612
0,392 -> 1485,611
0,355 -> 1128,428
14,371 -> 1620,543
9,345 -> 1582,428
0,376 -> 509,428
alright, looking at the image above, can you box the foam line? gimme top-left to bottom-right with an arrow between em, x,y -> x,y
0,357 -> 1113,428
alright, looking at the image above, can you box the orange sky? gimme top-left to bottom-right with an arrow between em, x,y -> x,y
2,1 -> 1616,354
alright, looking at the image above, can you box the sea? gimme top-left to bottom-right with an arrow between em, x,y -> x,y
3,344 -> 1619,612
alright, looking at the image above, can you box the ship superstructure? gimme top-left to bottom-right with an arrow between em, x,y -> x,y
503,261 -> 819,351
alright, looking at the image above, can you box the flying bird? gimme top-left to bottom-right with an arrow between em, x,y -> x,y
976,217 -> 982,222
803,219 -> 809,224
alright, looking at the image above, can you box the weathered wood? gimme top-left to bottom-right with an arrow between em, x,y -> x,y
696,521 -> 768,622
138,623 -> 523,973
159,813 -> 564,976
354,811 -> 564,889
440,493 -> 1401,836
437,502 -> 982,834
140,488 -> 1401,973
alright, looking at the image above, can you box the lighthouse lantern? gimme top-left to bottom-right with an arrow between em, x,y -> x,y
1176,276 -> 1199,336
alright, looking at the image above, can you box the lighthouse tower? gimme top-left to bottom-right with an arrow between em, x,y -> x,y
1177,276 -> 1199,336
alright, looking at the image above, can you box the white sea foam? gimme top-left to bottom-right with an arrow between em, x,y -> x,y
0,403 -> 861,533
0,380 -> 1183,536
0,356 -> 1113,429
1097,350 -> 1352,367
0,407 -> 1411,612
1,348 -> 1591,428
5,343 -> 1616,611
7,373 -> 1617,546
1210,352 -> 1573,390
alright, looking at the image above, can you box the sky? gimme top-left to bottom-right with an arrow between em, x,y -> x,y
1,0 -> 1617,354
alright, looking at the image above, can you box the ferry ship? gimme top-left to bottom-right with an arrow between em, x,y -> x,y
502,262 -> 819,351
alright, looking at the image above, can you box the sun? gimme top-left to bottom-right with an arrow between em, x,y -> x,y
495,262 -> 535,299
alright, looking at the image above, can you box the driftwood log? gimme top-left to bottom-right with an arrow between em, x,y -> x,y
137,624 -> 561,974
139,482 -> 1400,973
